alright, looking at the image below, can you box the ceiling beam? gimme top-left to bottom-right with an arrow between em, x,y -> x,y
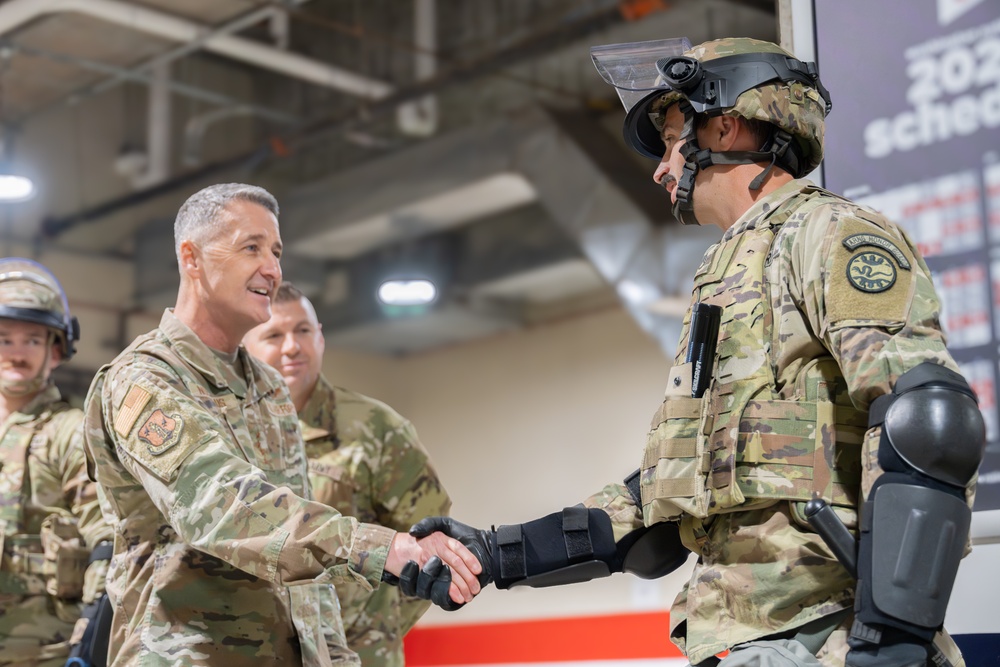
40,1 -> 632,238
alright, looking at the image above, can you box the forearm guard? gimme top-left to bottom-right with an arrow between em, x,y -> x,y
491,505 -> 687,589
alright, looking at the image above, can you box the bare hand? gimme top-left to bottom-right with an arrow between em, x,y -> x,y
385,531 -> 482,604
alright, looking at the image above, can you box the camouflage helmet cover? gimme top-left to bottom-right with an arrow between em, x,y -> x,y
0,258 -> 78,358
641,37 -> 829,175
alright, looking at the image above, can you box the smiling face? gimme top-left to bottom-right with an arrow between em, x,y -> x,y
243,295 -> 324,410
195,199 -> 283,341
0,318 -> 60,398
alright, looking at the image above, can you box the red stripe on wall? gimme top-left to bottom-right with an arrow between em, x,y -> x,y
404,611 -> 685,665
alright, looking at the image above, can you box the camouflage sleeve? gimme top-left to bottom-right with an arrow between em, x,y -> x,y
371,412 -> 451,633
104,360 -> 395,591
789,202 -> 960,501
372,415 -> 452,533
583,481 -> 645,544
50,409 -> 114,601
53,412 -> 113,550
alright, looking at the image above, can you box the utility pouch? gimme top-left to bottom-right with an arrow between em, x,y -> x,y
40,513 -> 88,600
642,363 -> 712,522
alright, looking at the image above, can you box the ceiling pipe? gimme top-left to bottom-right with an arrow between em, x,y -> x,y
40,2 -> 630,238
124,60 -> 171,189
396,0 -> 438,137
5,41 -> 299,126
0,0 -> 393,99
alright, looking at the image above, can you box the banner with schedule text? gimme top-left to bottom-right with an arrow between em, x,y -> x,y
815,0 -> 1000,510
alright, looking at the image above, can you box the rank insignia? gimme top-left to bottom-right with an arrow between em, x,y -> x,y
138,409 -> 184,455
846,250 -> 897,293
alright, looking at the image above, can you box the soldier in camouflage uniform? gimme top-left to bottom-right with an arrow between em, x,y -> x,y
0,258 -> 113,667
413,38 -> 985,667
244,281 -> 452,666
82,183 -> 481,666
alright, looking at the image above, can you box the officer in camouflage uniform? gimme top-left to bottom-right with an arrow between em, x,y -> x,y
244,282 -> 452,666
412,39 -> 986,666
82,183 -> 481,666
0,258 -> 112,666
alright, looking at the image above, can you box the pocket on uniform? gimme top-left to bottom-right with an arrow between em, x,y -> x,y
641,375 -> 709,521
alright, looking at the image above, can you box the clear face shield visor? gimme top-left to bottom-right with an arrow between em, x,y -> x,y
590,37 -> 692,115
591,38 -> 692,160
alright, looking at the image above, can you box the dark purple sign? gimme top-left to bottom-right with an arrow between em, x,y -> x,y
816,0 -> 1000,511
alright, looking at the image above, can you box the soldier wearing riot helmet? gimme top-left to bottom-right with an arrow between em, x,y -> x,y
0,258 -> 112,667
411,38 -> 984,666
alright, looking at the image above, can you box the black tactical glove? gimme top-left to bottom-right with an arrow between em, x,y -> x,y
845,629 -> 929,667
410,516 -> 495,588
383,556 -> 463,611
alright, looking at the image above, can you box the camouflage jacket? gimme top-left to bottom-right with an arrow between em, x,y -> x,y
0,384 -> 112,661
300,377 -> 451,666
586,180 -> 963,665
82,310 -> 396,667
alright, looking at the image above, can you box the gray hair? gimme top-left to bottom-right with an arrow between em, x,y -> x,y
174,183 -> 280,262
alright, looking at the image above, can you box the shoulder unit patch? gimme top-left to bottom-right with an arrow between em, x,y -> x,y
846,250 -> 897,293
826,216 -> 916,326
138,409 -> 185,455
842,233 -> 911,270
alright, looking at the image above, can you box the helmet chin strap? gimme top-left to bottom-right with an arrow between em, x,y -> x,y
669,107 -> 796,226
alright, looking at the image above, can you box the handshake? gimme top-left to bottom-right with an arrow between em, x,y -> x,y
383,517 -> 495,611
381,506 -> 686,610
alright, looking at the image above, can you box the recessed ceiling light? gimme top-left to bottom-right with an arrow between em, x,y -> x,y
377,279 -> 437,306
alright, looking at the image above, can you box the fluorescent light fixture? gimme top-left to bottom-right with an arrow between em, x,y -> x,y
377,279 -> 437,306
0,173 -> 34,202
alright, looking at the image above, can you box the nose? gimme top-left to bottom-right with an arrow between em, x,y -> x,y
652,151 -> 671,187
261,250 -> 282,283
1,343 -> 27,360
281,333 -> 300,357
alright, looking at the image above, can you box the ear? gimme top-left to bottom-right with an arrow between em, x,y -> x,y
49,343 -> 64,370
714,116 -> 743,151
315,324 -> 326,357
178,240 -> 201,279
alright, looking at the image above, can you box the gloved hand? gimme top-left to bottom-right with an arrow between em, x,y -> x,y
403,556 -> 465,611
383,556 -> 463,611
410,516 -> 495,588
845,629 -> 929,667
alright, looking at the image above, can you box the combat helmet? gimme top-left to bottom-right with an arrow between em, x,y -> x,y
0,257 -> 79,359
592,37 -> 831,224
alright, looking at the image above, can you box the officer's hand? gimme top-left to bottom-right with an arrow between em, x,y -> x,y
410,516 -> 494,588
384,531 -> 482,605
396,557 -> 465,611
845,630 -> 929,667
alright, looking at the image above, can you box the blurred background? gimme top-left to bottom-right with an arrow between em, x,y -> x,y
0,0 -> 996,664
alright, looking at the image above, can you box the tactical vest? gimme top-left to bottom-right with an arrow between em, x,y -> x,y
0,401 -> 87,597
640,189 -> 867,541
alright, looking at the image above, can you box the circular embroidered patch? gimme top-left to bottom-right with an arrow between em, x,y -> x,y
847,250 -> 897,293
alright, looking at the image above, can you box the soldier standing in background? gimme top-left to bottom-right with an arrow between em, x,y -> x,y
83,183 -> 480,666
414,38 -> 986,666
0,258 -> 112,667
244,281 -> 453,666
